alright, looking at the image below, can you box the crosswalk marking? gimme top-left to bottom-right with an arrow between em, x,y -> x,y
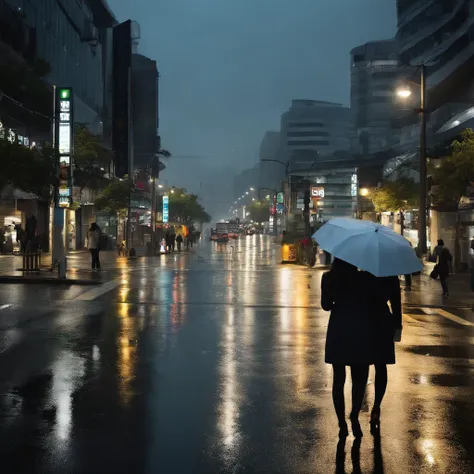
433,308 -> 474,327
403,314 -> 420,324
74,279 -> 122,301
0,304 -> 11,311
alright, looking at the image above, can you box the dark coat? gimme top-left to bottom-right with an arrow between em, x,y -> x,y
322,271 -> 374,366
365,275 -> 402,365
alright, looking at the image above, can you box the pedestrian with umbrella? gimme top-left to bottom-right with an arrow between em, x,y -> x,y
314,218 -> 422,438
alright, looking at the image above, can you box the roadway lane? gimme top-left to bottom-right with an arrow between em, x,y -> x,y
0,236 -> 473,473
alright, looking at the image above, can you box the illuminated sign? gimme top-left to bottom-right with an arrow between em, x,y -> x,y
163,195 -> 169,223
351,174 -> 358,197
55,87 -> 73,208
276,192 -> 284,204
311,187 -> 325,199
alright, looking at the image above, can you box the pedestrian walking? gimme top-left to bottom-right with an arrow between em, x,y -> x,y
470,238 -> 474,292
0,227 -> 4,255
170,233 -> 176,252
165,231 -> 171,253
87,222 -> 101,270
433,239 -> 453,297
404,273 -> 412,291
176,234 -> 183,252
365,274 -> 402,435
321,259 -> 372,439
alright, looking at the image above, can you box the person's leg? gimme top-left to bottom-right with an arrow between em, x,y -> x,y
373,364 -> 388,408
405,274 -> 412,289
96,249 -> 101,269
332,365 -> 348,437
441,277 -> 448,295
90,249 -> 95,269
349,365 -> 369,438
371,364 -> 388,434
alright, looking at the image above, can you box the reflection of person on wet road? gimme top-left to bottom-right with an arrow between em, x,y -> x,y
366,274 -> 402,435
321,259 -> 371,439
434,239 -> 453,297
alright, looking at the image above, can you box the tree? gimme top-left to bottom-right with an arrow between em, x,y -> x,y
94,179 -> 134,216
168,188 -> 211,223
429,128 -> 474,210
247,200 -> 270,223
0,137 -> 55,200
371,178 -> 419,213
74,124 -> 113,191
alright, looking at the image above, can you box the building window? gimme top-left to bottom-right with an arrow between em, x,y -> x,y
288,122 -> 324,128
288,140 -> 330,146
287,131 -> 329,137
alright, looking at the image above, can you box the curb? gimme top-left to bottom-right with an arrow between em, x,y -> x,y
0,276 -> 100,285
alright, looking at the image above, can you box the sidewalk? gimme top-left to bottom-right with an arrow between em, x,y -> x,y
0,250 -> 117,284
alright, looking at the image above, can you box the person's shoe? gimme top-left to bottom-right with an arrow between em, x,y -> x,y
442,292 -> 449,298
350,414 -> 363,439
338,422 -> 349,439
404,287 -> 412,291
370,406 -> 381,435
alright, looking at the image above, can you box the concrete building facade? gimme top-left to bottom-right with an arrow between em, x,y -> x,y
350,39 -> 400,156
280,100 -> 350,171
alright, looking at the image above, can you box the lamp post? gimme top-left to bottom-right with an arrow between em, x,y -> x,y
396,64 -> 427,255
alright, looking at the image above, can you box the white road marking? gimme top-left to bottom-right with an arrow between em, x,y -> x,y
403,313 -> 419,324
0,304 -> 11,311
433,308 -> 474,327
74,279 -> 122,301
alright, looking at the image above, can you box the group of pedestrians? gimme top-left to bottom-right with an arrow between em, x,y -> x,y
322,259 -> 402,439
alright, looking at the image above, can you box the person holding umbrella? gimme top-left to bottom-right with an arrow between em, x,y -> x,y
315,218 -> 420,439
321,258 -> 373,439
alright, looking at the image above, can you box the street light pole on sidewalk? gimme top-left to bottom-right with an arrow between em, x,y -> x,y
397,63 -> 427,255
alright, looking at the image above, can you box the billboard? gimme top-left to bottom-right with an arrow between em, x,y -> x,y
55,87 -> 74,208
163,195 -> 169,223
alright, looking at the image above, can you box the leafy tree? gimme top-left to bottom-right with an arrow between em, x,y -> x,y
74,124 -> 113,191
168,188 -> 211,223
248,200 -> 270,223
94,179 -> 134,216
429,128 -> 474,210
371,178 -> 419,213
0,137 -> 55,200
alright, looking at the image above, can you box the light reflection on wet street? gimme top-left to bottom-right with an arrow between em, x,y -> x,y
0,235 -> 473,473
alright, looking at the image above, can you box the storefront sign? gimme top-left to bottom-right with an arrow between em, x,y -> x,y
311,187 -> 325,199
55,87 -> 74,208
276,192 -> 284,204
163,195 -> 169,223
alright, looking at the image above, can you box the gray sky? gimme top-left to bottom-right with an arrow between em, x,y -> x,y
108,0 -> 396,193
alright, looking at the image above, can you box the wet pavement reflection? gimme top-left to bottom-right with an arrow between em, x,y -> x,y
0,236 -> 473,473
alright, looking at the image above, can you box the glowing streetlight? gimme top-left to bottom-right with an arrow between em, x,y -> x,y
396,86 -> 412,99
250,187 -> 255,191
359,188 -> 370,197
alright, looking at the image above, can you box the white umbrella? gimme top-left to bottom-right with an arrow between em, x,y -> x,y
312,218 -> 423,277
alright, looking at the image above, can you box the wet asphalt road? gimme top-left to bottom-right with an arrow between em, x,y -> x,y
0,236 -> 474,474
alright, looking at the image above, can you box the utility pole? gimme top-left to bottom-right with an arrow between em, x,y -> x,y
419,64 -> 427,255
303,180 -> 310,236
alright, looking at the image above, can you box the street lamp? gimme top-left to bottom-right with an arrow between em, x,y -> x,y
359,188 -> 370,197
396,64 -> 427,255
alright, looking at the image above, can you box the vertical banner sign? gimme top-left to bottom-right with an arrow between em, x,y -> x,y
163,195 -> 169,223
54,87 -> 74,208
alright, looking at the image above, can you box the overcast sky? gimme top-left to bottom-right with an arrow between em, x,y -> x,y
108,0 -> 396,193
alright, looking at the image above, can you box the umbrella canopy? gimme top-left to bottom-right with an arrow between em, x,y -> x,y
313,218 -> 423,277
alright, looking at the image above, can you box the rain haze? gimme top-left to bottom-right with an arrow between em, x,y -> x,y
109,0 -> 396,211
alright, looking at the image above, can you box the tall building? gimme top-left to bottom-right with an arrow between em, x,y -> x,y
396,0 -> 474,136
132,54 -> 159,170
281,100 -> 350,170
350,40 -> 400,156
0,0 -> 116,132
258,131 -> 284,192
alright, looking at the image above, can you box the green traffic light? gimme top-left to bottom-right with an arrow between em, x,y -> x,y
60,89 -> 70,99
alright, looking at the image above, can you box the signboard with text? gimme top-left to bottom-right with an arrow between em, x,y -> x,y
311,187 -> 325,199
55,87 -> 74,208
163,195 -> 169,223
